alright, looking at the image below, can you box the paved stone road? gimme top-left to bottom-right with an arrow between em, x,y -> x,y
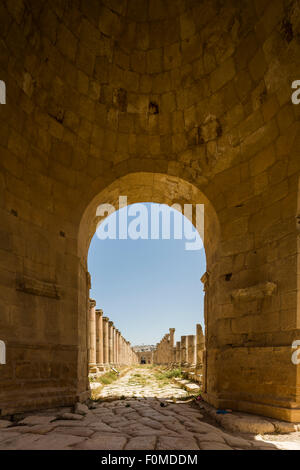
96,366 -> 190,400
0,367 -> 299,450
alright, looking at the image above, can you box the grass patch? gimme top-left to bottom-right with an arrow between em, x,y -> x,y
128,376 -> 148,386
155,368 -> 183,382
98,371 -> 119,385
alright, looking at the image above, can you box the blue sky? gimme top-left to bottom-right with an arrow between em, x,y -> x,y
88,203 -> 206,346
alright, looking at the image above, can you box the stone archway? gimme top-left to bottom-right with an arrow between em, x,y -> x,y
0,0 -> 299,421
77,171 -> 220,405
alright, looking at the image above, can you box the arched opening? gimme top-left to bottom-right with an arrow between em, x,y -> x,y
0,0 -> 299,448
87,199 -> 206,393
77,172 -> 220,402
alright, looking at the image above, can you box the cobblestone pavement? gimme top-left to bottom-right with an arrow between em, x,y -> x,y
0,367 -> 299,450
96,366 -> 190,400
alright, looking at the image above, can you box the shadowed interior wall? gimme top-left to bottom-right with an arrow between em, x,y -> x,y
0,0 -> 299,420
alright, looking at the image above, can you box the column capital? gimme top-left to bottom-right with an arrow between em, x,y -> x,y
103,316 -> 109,322
108,320 -> 114,327
89,298 -> 96,308
200,271 -> 210,291
96,309 -> 103,316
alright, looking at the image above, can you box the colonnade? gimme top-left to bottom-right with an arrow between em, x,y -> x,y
153,324 -> 205,376
88,299 -> 138,373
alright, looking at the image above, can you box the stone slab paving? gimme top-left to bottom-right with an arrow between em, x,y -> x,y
0,367 -> 299,450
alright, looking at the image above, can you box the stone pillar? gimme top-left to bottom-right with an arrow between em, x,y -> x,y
111,325 -> 115,365
117,331 -> 122,365
180,336 -> 187,365
176,341 -> 181,364
114,328 -> 118,365
125,341 -> 129,364
187,335 -> 195,365
86,272 -> 92,387
169,328 -> 175,363
201,272 -> 209,394
127,341 -> 130,364
89,299 -> 98,373
96,309 -> 104,370
196,324 -> 205,366
120,336 -> 123,364
115,329 -> 119,365
102,317 -> 109,365
123,339 -> 126,364
162,334 -> 168,364
108,321 -> 114,364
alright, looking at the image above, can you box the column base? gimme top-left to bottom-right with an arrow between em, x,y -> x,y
202,392 -> 300,423
89,364 -> 99,373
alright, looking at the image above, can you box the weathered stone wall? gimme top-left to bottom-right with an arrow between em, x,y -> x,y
0,0 -> 299,421
88,300 -> 138,373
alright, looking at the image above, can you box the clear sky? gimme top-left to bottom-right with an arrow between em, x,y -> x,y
88,203 -> 206,346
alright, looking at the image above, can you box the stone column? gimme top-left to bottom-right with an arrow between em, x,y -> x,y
111,325 -> 115,365
96,309 -> 104,370
196,324 -> 205,366
201,272 -> 209,393
127,341 -> 130,364
102,317 -> 109,365
117,330 -> 121,365
89,299 -> 98,373
187,335 -> 195,365
108,321 -> 114,364
121,335 -> 125,365
125,341 -> 128,364
180,336 -> 187,365
123,339 -> 126,364
86,272 -> 92,387
169,328 -> 175,364
114,328 -> 118,365
114,329 -> 118,365
176,341 -> 181,364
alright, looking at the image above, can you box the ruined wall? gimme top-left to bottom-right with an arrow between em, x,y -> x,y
0,0 -> 299,420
